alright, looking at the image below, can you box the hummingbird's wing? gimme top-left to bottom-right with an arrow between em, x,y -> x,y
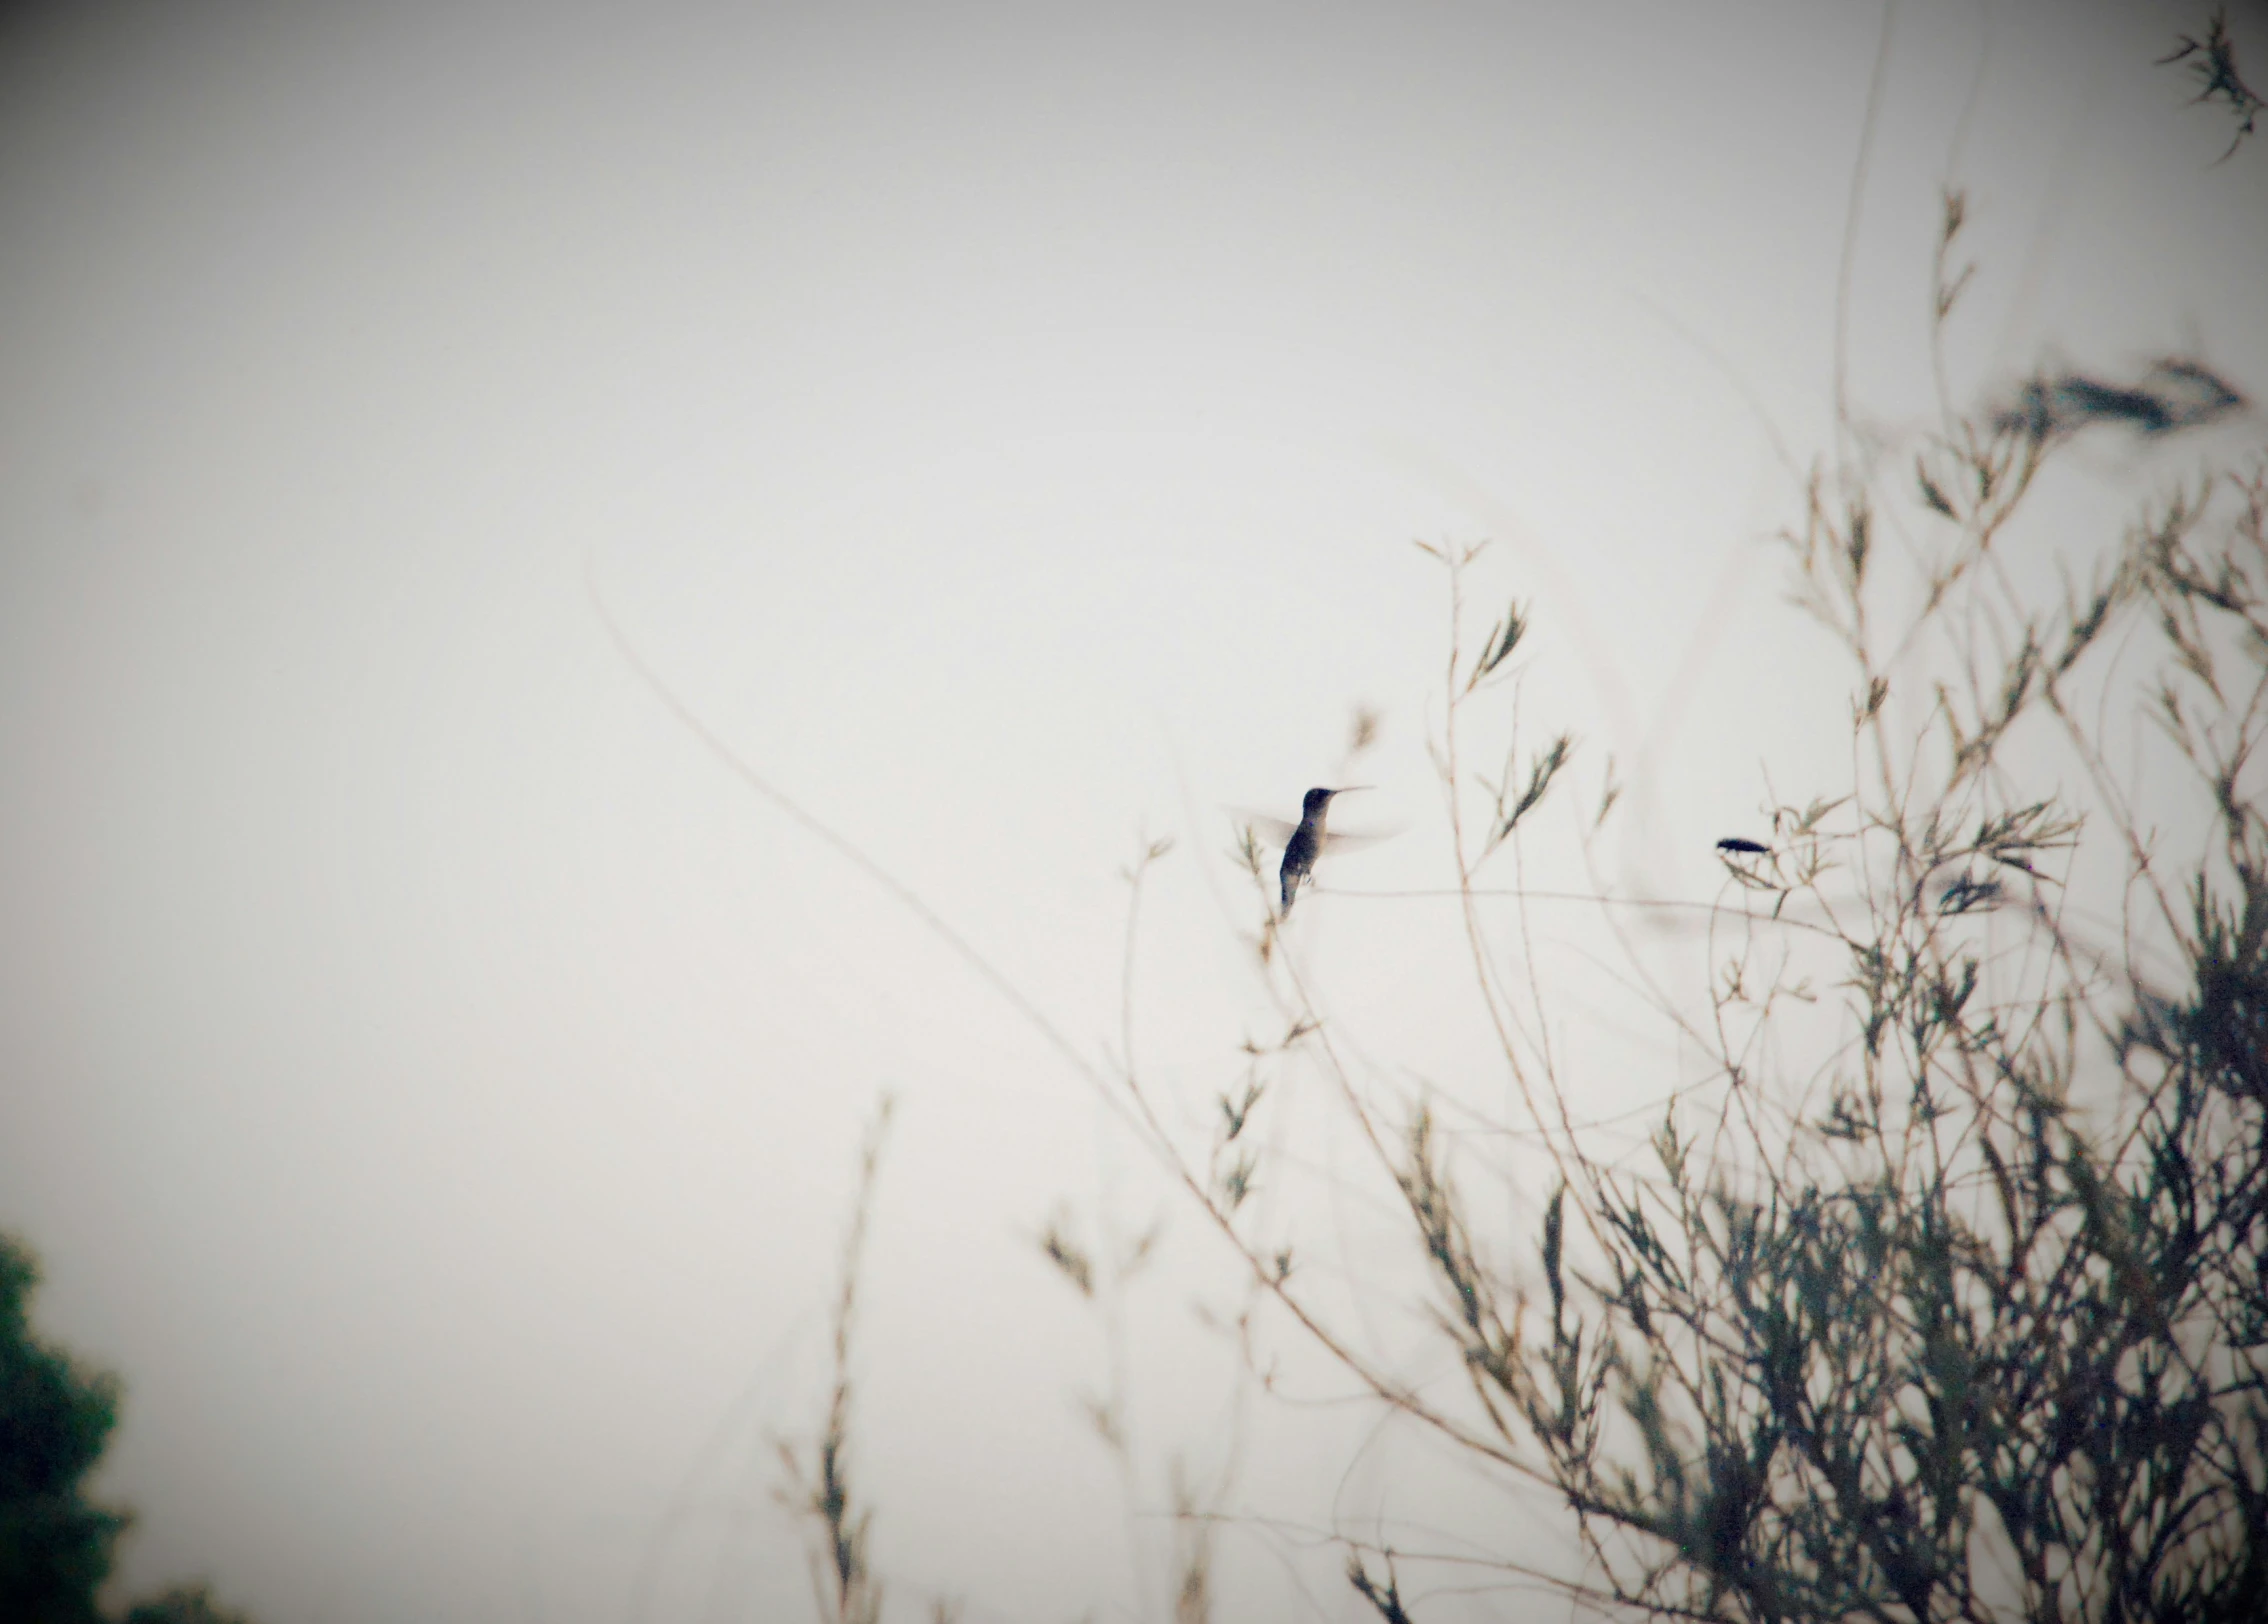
1228,810 -> 1403,854
1229,810 -> 1301,848
1313,827 -> 1399,855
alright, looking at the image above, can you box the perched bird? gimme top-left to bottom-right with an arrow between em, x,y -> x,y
1280,786 -> 1368,914
1716,837 -> 1771,856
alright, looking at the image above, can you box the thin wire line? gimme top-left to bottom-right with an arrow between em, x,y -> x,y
1310,884 -> 1849,938
583,553 -> 1138,1136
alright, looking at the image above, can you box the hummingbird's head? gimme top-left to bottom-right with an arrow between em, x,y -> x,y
1303,785 -> 1370,816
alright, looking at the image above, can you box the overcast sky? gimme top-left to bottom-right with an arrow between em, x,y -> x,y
2,4 -> 2264,1622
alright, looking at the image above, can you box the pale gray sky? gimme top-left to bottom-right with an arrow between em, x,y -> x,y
2,4 -> 2263,1621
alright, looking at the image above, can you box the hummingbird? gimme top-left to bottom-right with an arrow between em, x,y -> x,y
1278,786 -> 1369,914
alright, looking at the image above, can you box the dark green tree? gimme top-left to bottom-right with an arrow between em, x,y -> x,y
0,1234 -> 129,1624
0,1236 -> 261,1624
120,1586 -> 256,1624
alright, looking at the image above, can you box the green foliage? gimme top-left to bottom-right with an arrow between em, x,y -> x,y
1,1237 -> 260,1624
1374,361 -> 2268,1618
120,1587 -> 255,1624
0,1234 -> 128,1624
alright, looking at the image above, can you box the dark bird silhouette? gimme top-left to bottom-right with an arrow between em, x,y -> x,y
1281,787 -> 1366,914
1716,837 -> 1770,855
